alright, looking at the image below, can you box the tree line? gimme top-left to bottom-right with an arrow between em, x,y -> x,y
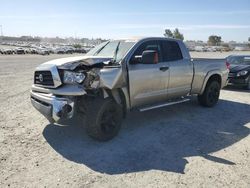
164,28 -> 250,47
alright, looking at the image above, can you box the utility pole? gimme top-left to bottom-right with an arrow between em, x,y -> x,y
0,25 -> 3,43
0,25 -> 3,36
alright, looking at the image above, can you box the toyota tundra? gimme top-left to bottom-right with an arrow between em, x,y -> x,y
31,37 -> 229,141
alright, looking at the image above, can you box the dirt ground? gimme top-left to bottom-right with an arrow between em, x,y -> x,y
0,54 -> 249,188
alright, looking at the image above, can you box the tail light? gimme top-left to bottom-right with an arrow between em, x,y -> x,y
225,61 -> 230,70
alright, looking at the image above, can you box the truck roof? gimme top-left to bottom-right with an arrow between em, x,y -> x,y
113,37 -> 183,43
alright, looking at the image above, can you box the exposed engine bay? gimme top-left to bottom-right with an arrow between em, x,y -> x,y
55,56 -> 124,91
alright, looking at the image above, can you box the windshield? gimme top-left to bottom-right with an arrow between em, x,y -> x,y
227,56 -> 250,65
86,40 -> 135,63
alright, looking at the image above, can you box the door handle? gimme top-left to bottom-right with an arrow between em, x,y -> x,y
159,66 -> 169,72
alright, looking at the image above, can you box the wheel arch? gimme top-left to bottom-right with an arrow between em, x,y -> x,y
200,71 -> 222,95
102,87 -> 130,117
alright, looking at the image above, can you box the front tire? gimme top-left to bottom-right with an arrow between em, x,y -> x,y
85,98 -> 123,141
198,80 -> 221,107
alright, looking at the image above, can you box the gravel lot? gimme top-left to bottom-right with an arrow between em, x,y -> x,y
0,54 -> 249,188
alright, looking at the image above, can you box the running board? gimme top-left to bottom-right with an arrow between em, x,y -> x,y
139,98 -> 190,112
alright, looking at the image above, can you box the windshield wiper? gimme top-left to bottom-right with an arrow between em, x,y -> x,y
112,41 -> 120,63
94,41 -> 110,56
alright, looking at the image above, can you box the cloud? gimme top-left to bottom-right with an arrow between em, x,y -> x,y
191,25 -> 250,29
1,10 -> 249,19
0,14 -> 77,19
115,24 -> 250,30
110,10 -> 250,16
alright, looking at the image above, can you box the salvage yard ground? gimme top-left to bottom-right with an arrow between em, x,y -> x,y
0,53 -> 249,187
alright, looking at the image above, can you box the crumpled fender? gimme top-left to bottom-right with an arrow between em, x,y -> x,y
99,67 -> 125,89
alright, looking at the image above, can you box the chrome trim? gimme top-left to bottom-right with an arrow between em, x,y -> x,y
31,84 -> 87,96
35,64 -> 62,88
51,65 -> 62,88
140,98 -> 190,112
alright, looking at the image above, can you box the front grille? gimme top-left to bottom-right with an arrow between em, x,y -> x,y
34,71 -> 54,86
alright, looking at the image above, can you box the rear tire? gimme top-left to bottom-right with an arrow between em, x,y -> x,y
198,80 -> 220,107
85,98 -> 123,141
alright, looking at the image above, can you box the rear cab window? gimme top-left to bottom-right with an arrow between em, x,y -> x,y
161,40 -> 183,62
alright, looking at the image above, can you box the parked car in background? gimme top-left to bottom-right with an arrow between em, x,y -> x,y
74,48 -> 87,53
3,49 -> 14,55
83,47 -> 92,53
64,47 -> 75,54
46,48 -> 54,54
227,55 -> 250,89
25,48 -> 31,54
234,46 -> 248,51
195,46 -> 206,52
15,47 -> 25,54
187,46 -> 195,51
206,47 -> 217,52
29,48 -> 38,54
37,48 -> 50,55
54,47 -> 66,54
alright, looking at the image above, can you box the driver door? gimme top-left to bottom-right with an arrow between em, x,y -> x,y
128,40 -> 170,108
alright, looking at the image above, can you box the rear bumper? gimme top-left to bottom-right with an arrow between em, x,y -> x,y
30,91 -> 75,123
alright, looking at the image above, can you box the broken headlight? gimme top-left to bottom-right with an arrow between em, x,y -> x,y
63,71 -> 85,84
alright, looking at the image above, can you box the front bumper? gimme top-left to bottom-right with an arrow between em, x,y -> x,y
30,84 -> 87,122
30,83 -> 88,123
30,91 -> 75,123
227,76 -> 249,86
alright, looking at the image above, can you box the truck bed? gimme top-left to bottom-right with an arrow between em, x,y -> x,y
191,58 -> 227,94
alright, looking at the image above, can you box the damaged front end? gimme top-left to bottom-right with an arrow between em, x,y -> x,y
30,56 -> 125,123
31,90 -> 76,123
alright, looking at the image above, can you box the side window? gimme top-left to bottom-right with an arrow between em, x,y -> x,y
162,41 -> 183,62
131,40 -> 162,63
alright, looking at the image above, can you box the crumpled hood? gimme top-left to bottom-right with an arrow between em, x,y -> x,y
40,56 -> 113,70
229,64 -> 250,73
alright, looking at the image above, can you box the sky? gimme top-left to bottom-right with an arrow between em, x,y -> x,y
0,0 -> 250,42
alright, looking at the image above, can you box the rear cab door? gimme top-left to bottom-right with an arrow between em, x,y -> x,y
161,40 -> 193,98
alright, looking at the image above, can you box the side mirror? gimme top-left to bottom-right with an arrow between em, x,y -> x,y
131,55 -> 142,64
141,50 -> 159,64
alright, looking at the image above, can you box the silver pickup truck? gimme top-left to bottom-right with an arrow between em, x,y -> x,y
31,37 -> 229,141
